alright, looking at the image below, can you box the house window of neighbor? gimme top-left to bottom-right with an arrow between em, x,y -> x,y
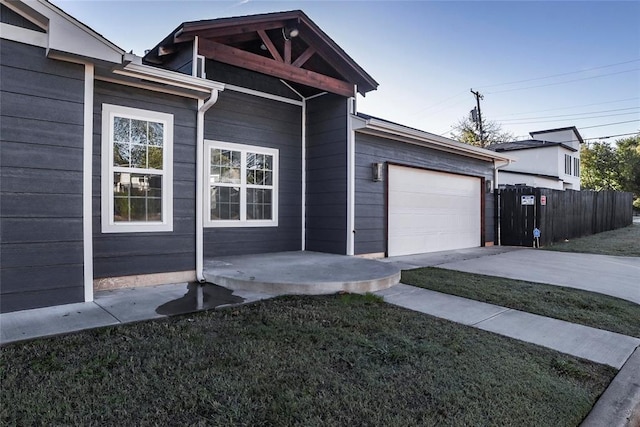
573,158 -> 580,177
204,140 -> 278,227
565,154 -> 572,175
101,104 -> 173,233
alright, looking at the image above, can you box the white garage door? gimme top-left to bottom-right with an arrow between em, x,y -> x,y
388,165 -> 481,256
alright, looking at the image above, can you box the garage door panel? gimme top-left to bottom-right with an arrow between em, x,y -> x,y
388,165 -> 481,256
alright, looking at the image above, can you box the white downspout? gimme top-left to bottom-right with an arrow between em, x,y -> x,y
196,90 -> 220,285
346,92 -> 356,256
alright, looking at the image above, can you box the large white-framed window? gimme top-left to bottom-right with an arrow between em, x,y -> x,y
204,140 -> 278,227
101,104 -> 173,233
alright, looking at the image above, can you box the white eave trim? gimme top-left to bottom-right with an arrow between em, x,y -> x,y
113,61 -> 225,94
352,115 -> 515,163
35,0 -> 123,56
0,22 -> 47,47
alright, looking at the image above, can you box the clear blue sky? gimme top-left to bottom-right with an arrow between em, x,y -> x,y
52,0 -> 640,143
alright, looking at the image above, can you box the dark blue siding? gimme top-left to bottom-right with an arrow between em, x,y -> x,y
305,94 -> 348,254
92,80 -> 199,278
0,41 -> 85,312
203,89 -> 303,257
354,133 -> 496,255
206,60 -> 301,100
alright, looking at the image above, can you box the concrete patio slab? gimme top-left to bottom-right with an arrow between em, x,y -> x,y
1,302 -> 119,344
437,249 -> 640,304
204,251 -> 400,295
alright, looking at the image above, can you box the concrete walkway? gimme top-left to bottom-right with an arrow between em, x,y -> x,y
384,247 -> 640,304
0,283 -> 275,345
374,284 -> 639,369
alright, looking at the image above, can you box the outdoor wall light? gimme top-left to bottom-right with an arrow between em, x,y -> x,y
372,162 -> 383,182
486,179 -> 493,193
283,27 -> 299,40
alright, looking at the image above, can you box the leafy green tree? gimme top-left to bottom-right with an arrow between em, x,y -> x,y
581,134 -> 640,210
449,116 -> 514,148
615,135 -> 640,209
580,141 -> 620,191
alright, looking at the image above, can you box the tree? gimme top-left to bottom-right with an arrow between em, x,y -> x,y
449,116 -> 515,148
580,141 -> 620,191
581,134 -> 640,210
615,135 -> 640,210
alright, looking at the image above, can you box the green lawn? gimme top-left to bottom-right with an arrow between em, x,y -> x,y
1,294 -> 615,426
543,223 -> 640,257
401,268 -> 640,338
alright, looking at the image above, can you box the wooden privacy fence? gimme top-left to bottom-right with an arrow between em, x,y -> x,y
497,187 -> 633,247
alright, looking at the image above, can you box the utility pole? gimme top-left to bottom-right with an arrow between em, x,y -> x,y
470,89 -> 484,147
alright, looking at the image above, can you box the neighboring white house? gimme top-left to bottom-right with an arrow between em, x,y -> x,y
489,126 -> 584,190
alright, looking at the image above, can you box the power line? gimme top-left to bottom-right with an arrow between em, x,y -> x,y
501,111 -> 640,126
581,120 -> 639,129
585,132 -> 639,140
485,68 -> 640,95
407,90 -> 469,117
495,97 -> 639,117
477,59 -> 640,89
497,107 -> 640,122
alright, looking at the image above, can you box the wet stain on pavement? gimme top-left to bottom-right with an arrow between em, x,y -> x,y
156,282 -> 244,316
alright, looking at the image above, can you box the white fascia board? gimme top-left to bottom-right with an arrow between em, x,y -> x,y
0,22 -> 47,47
352,115 -> 515,163
113,62 -> 225,94
19,0 -> 124,63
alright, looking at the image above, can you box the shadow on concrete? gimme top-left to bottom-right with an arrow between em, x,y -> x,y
156,282 -> 244,316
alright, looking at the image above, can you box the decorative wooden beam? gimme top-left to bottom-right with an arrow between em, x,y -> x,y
199,39 -> 354,97
291,46 -> 315,68
176,21 -> 288,43
257,29 -> 282,62
284,39 -> 291,64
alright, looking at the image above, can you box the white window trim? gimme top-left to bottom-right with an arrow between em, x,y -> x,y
204,140 -> 278,228
101,104 -> 174,233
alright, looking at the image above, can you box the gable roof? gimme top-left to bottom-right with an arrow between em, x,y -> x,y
530,126 -> 584,144
488,139 -> 578,153
353,113 -> 515,163
143,10 -> 377,98
1,0 -> 123,63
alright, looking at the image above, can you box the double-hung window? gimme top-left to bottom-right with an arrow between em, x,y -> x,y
204,140 -> 278,227
564,154 -> 572,175
573,158 -> 580,177
101,104 -> 173,233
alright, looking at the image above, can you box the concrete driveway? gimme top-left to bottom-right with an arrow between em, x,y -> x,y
384,247 -> 640,305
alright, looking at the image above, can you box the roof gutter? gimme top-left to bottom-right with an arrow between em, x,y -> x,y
115,56 -> 225,94
353,116 -> 515,163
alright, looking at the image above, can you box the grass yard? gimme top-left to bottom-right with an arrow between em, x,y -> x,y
0,294 -> 615,426
401,268 -> 640,338
543,223 -> 640,257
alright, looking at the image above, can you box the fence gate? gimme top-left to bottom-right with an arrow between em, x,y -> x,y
497,187 -> 539,247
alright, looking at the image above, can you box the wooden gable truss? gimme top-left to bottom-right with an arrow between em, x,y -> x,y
145,11 -> 377,98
